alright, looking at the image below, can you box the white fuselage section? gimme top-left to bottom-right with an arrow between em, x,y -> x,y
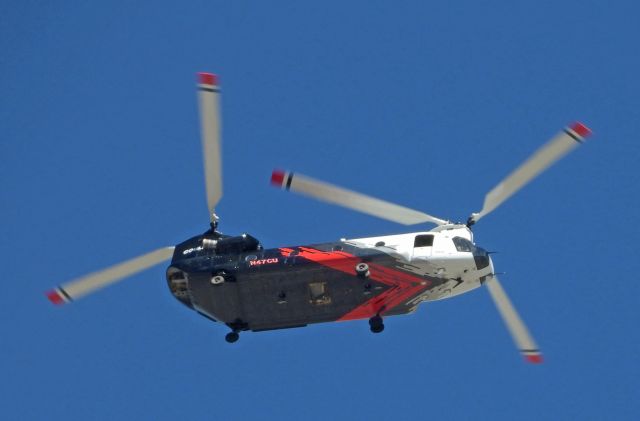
343,224 -> 494,304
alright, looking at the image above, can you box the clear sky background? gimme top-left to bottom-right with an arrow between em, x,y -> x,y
2,1 -> 639,420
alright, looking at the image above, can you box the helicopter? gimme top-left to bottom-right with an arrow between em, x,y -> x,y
46,72 -> 593,363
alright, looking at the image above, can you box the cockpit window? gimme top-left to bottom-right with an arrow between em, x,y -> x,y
452,237 -> 474,252
414,235 -> 434,247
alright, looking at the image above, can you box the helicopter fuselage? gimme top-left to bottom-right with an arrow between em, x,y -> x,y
166,224 -> 494,333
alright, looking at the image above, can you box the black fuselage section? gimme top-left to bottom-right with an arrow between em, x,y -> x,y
166,232 -> 441,333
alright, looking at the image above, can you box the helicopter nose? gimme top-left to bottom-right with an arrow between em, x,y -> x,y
473,247 -> 491,270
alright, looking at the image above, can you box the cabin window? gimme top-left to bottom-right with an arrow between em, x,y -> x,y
308,281 -> 331,306
414,235 -> 434,247
452,237 -> 474,252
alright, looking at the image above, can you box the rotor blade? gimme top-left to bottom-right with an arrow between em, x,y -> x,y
271,170 -> 449,225
469,122 -> 592,224
197,72 -> 223,222
485,275 -> 542,364
46,247 -> 175,305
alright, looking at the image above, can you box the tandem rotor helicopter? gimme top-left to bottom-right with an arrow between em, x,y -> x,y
47,73 -> 593,363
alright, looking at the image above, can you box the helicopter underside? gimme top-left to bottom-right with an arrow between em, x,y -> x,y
167,240 -> 454,333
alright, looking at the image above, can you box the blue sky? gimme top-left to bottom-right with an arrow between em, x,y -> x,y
2,1 -> 639,419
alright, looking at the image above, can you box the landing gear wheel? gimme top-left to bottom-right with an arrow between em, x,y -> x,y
370,324 -> 384,333
211,275 -> 225,285
369,315 -> 384,333
355,263 -> 370,278
225,331 -> 239,343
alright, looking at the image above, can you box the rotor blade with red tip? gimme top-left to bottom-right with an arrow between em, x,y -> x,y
271,170 -> 448,225
46,247 -> 175,305
485,275 -> 543,364
197,72 -> 223,222
469,122 -> 592,224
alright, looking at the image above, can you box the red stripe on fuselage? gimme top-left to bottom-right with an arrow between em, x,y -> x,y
278,247 -> 430,320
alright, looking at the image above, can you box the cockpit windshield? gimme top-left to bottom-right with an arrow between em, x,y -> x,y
452,236 -> 474,252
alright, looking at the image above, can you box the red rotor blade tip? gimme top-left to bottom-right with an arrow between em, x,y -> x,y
524,354 -> 544,364
46,290 -> 65,306
570,122 -> 592,138
271,170 -> 286,186
198,72 -> 218,86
